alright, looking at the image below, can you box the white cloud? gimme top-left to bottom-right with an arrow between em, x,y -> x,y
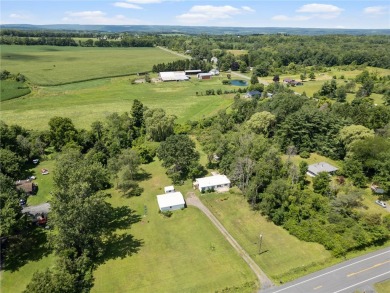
297,4 -> 343,14
9,13 -> 28,19
364,6 -> 389,15
125,0 -> 162,3
272,15 -> 311,21
63,11 -> 141,25
67,11 -> 106,17
114,2 -> 142,9
176,5 -> 254,24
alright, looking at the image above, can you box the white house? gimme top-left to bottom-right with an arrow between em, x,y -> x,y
164,185 -> 175,193
194,175 -> 231,193
307,162 -> 338,177
157,191 -> 185,212
211,57 -> 218,64
209,69 -> 220,75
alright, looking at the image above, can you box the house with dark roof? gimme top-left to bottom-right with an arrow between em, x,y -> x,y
245,90 -> 262,98
16,179 -> 38,195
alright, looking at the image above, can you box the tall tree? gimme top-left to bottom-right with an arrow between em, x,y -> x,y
48,117 -> 78,151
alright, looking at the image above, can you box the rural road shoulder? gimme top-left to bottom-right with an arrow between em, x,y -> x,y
260,247 -> 390,293
186,192 -> 274,290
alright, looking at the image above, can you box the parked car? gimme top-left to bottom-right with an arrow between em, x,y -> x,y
375,200 -> 387,208
32,159 -> 39,164
19,199 -> 26,206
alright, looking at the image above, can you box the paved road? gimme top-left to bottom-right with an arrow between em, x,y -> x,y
186,192 -> 274,289
22,202 -> 50,215
261,247 -> 390,293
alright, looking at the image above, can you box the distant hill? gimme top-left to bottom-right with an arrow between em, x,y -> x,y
1,24 -> 389,35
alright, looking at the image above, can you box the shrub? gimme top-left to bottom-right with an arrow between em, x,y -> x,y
300,151 -> 310,158
162,211 -> 173,218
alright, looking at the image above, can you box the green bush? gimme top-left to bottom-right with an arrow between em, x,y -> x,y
300,151 -> 310,158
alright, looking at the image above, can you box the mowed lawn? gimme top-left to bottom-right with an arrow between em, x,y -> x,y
200,190 -> 332,283
92,160 -> 257,292
1,76 -> 235,130
0,45 -> 184,85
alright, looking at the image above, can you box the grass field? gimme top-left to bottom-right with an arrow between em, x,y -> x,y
0,75 -> 236,130
0,80 -> 31,101
200,189 -> 333,283
375,279 -> 390,293
0,45 -> 184,85
92,160 -> 257,292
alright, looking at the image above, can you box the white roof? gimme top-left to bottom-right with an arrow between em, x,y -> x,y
198,73 -> 212,77
159,71 -> 189,81
164,186 -> 175,193
196,175 -> 230,188
308,162 -> 338,175
157,192 -> 185,209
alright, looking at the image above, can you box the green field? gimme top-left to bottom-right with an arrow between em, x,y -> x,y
0,79 -> 31,101
0,45 -> 184,85
92,160 -> 258,292
0,75 -> 236,130
200,190 -> 332,282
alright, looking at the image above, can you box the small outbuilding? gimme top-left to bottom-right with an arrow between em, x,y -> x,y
194,174 -> 231,193
197,73 -> 212,80
245,90 -> 262,98
16,180 -> 38,195
164,186 -> 175,193
209,69 -> 220,75
157,191 -> 185,212
307,162 -> 338,177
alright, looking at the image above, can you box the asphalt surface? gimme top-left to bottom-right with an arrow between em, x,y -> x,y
261,247 -> 390,293
22,202 -> 51,215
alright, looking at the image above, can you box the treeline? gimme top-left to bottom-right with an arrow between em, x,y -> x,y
152,59 -> 211,72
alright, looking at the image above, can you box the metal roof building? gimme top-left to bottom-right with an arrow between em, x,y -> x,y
194,175 -> 231,193
157,191 -> 185,212
159,71 -> 189,82
307,162 -> 338,177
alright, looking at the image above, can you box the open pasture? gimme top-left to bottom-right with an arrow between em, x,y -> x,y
0,45 -> 183,85
0,76 -> 235,130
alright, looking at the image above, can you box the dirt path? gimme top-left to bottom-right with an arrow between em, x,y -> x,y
157,46 -> 192,60
186,192 -> 274,290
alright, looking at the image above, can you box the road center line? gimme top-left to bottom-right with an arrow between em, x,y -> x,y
270,249 -> 390,293
333,271 -> 390,293
347,260 -> 390,277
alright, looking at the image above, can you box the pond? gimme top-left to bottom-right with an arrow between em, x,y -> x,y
230,80 -> 248,86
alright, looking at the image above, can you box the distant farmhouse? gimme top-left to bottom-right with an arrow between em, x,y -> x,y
194,174 -> 231,193
209,69 -> 220,75
157,191 -> 185,212
197,73 -> 212,80
245,90 -> 262,98
159,71 -> 189,82
283,78 -> 303,86
307,162 -> 338,177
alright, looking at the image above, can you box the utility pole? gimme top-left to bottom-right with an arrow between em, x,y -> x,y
259,234 -> 263,254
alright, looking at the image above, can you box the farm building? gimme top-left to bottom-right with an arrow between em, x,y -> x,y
211,57 -> 218,64
307,162 -> 338,177
197,73 -> 212,80
159,71 -> 189,82
194,175 -> 231,193
209,69 -> 220,75
245,90 -> 262,98
164,185 -> 175,193
157,191 -> 186,212
185,69 -> 202,75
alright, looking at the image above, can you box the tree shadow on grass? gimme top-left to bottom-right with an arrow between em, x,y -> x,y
96,205 -> 143,264
134,168 -> 152,182
2,226 -> 52,272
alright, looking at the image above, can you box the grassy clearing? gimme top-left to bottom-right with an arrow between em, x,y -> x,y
227,49 -> 249,56
200,189 -> 332,282
1,75 -> 236,130
375,279 -> 390,293
92,159 -> 257,292
0,45 -> 184,85
0,80 -> 31,101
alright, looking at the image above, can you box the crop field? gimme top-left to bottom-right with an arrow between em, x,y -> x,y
0,75 -> 237,130
0,80 -> 31,101
0,45 -> 183,85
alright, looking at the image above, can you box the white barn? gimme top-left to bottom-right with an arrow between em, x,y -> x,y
157,191 -> 185,212
164,185 -> 175,193
194,175 -> 231,193
159,71 -> 189,82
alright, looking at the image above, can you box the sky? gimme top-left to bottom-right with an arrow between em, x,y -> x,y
1,0 -> 389,29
